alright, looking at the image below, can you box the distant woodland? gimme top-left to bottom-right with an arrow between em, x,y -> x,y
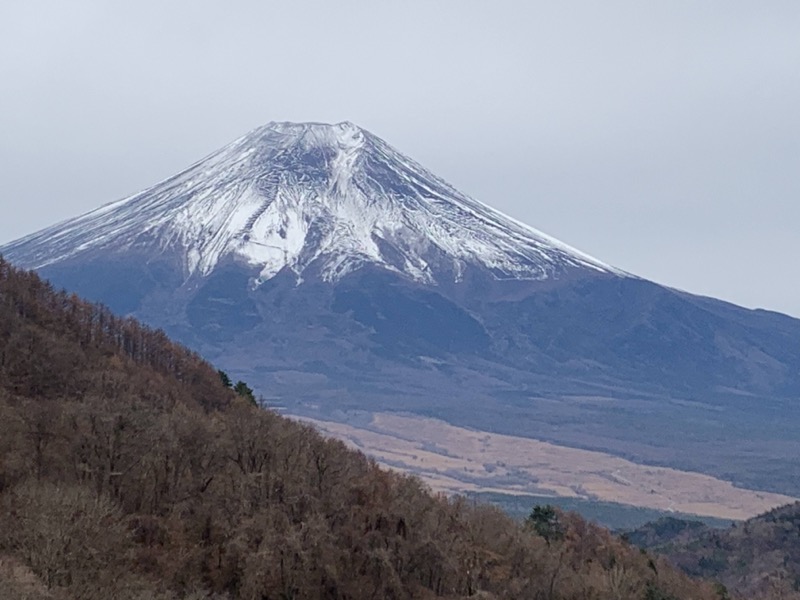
628,504 -> 800,599
0,257 -> 782,599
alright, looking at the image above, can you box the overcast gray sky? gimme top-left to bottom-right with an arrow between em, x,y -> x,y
1,1 -> 798,316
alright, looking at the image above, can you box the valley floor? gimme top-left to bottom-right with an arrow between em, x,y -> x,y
296,412 -> 796,521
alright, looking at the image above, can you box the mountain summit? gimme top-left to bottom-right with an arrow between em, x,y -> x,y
5,121 -> 617,285
3,121 -> 800,506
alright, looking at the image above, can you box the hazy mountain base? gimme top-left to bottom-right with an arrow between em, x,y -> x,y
160,266 -> 800,500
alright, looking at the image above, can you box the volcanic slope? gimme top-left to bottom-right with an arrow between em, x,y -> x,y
3,121 -> 800,504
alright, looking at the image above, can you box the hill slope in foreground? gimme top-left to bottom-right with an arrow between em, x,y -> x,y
3,121 -> 800,516
0,260 -> 729,600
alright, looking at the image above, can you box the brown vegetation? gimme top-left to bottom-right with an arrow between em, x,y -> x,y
628,503 -> 800,599
0,257 -> 727,598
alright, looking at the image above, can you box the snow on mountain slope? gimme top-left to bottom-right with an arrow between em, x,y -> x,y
2,121 -> 622,285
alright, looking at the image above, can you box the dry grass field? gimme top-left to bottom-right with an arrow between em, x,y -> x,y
298,412 -> 796,521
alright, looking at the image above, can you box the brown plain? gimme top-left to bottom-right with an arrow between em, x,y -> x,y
299,412 -> 796,521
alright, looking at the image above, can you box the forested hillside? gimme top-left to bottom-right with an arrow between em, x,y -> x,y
628,504 -> 800,599
0,257 -> 727,598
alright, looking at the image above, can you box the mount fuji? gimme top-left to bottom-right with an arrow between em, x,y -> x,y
7,121 -> 618,286
4,121 -> 800,502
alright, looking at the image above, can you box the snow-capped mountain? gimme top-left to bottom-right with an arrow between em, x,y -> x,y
4,121 -> 619,286
3,121 -> 800,502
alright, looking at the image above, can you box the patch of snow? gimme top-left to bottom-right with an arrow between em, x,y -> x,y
0,121 -> 626,286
